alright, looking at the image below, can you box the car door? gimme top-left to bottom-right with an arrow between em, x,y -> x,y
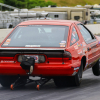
77,24 -> 99,67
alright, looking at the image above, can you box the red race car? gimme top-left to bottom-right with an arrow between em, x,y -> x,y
0,20 -> 100,90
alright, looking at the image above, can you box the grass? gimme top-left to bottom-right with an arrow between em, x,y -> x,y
45,0 -> 100,6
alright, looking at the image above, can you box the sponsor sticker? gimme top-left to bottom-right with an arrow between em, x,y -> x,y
6,39 -> 11,43
61,40 -> 66,43
73,38 -> 76,42
77,43 -> 82,47
25,45 -> 41,47
60,44 -> 65,47
78,49 -> 82,54
77,44 -> 81,47
59,43 -> 65,45
83,47 -> 87,53
82,42 -> 86,47
0,60 -> 14,63
59,42 -> 66,47
74,67 -> 79,70
3,43 -> 9,45
85,63 -> 88,68
71,38 -> 76,43
74,45 -> 78,49
72,33 -> 75,37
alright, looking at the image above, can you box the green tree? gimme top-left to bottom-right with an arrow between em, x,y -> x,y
0,0 -> 4,3
26,0 -> 56,9
3,0 -> 27,8
1,0 -> 56,9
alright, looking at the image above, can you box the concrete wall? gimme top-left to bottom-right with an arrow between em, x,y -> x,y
0,24 -> 100,43
86,24 -> 100,35
0,29 -> 12,43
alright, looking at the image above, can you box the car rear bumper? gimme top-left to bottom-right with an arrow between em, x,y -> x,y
0,62 -> 80,76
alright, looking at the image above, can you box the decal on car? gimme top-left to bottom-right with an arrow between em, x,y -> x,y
85,63 -> 88,68
71,38 -> 76,43
74,67 -> 79,70
6,39 -> 11,43
3,43 -> 9,45
60,45 -> 65,47
61,40 -> 66,43
83,47 -> 87,53
82,42 -> 86,47
72,33 -> 75,37
59,43 -> 66,47
74,45 -> 78,49
3,38 -> 11,45
25,45 -> 41,47
77,49 -> 82,54
70,27 -> 79,46
0,60 -> 14,63
77,43 -> 82,47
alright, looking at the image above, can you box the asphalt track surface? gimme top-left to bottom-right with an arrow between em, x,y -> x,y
0,68 -> 100,100
0,35 -> 100,100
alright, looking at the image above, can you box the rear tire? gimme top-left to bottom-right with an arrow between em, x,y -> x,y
0,75 -> 18,87
53,77 -> 67,87
92,58 -> 100,76
70,61 -> 83,86
54,61 -> 83,87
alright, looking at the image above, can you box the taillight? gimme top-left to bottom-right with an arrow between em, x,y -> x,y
18,55 -> 23,62
63,51 -> 72,60
38,55 -> 45,63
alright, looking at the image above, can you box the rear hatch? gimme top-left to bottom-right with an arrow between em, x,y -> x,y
0,25 -> 71,64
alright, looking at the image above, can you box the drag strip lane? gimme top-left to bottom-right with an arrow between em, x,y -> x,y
0,69 -> 100,100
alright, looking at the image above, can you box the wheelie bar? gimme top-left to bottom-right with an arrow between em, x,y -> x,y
10,76 -> 51,90
36,78 -> 51,90
10,76 -> 28,90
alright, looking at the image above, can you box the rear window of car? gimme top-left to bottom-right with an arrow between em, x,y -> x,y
2,25 -> 69,47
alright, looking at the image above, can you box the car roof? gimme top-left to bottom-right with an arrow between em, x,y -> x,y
19,20 -> 80,26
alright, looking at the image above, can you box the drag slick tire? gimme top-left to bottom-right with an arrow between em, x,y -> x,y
0,75 -> 18,87
53,77 -> 67,87
53,61 -> 83,87
71,61 -> 83,86
92,58 -> 100,76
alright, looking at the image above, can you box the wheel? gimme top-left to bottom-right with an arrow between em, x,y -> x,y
92,58 -> 100,76
10,76 -> 28,90
53,77 -> 67,87
0,75 -> 18,87
10,84 -> 14,90
70,61 -> 83,86
36,85 -> 40,90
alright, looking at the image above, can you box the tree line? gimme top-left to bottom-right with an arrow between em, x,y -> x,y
0,0 -> 56,9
